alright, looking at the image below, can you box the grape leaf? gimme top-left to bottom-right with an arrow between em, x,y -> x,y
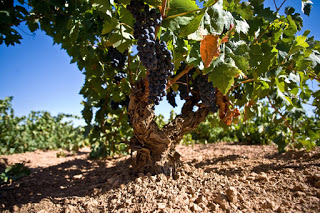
302,0 -> 313,16
179,12 -> 205,37
205,0 -> 234,34
200,34 -> 220,68
102,17 -> 118,35
206,56 -> 240,94
235,19 -> 249,34
162,0 -> 199,33
167,0 -> 199,16
92,0 -> 111,13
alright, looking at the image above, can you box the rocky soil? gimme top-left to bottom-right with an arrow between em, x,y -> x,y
1,143 -> 320,212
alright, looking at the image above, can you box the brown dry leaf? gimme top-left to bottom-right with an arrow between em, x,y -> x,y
216,88 -> 240,125
200,34 -> 220,68
223,108 -> 240,125
221,35 -> 229,44
216,89 -> 225,120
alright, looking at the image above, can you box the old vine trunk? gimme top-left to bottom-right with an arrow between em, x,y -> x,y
128,81 -> 209,175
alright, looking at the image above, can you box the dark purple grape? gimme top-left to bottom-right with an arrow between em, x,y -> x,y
194,74 -> 218,113
128,0 -> 174,106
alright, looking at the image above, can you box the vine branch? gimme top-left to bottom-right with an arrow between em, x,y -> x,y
166,65 -> 194,90
163,8 -> 202,20
227,79 -> 255,96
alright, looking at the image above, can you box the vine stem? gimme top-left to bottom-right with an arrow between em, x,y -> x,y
166,65 -> 194,90
127,53 -> 134,88
161,0 -> 168,18
226,79 -> 254,96
267,95 -> 295,143
164,8 -> 202,20
253,0 -> 287,44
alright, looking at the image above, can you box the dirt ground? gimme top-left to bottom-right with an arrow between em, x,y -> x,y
1,143 -> 320,212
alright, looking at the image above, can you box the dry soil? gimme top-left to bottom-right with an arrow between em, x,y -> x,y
1,143 -> 320,212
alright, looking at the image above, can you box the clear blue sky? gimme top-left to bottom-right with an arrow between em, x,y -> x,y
0,1 -> 319,126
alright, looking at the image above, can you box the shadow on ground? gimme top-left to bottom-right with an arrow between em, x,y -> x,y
0,155 -> 136,210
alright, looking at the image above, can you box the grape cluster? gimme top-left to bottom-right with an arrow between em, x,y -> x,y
111,96 -> 130,110
195,74 -> 218,113
108,47 -> 127,70
127,0 -> 174,105
166,89 -> 178,108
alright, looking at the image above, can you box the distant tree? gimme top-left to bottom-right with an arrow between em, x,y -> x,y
1,0 -> 319,174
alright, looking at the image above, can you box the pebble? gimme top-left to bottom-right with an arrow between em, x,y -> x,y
112,179 -> 119,187
73,174 -> 83,179
198,202 -> 206,211
107,177 -> 116,185
262,200 -> 275,210
190,203 -> 202,212
277,207 -> 285,213
256,172 -> 268,181
293,184 -> 306,192
135,177 -> 142,184
315,181 -> 320,188
157,203 -> 166,209
12,205 -> 19,212
213,193 -> 229,210
226,187 -> 238,203
295,191 -> 306,197
282,200 -> 290,206
286,168 -> 295,174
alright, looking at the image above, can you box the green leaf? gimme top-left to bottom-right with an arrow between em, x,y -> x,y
92,0 -> 111,13
162,0 -> 200,33
235,19 -> 249,34
69,24 -> 79,41
302,0 -> 313,16
179,12 -> 205,37
285,6 -> 295,15
102,17 -> 118,35
167,0 -> 199,16
206,56 -> 240,94
109,25 -> 133,52
204,0 -> 219,7
205,0 -> 234,34
276,87 -> 292,105
163,16 -> 194,32
26,19 -> 39,32
273,133 -> 287,153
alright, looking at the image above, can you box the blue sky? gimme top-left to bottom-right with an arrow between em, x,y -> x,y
0,1 -> 319,126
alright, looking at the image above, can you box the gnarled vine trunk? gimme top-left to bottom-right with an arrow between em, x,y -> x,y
127,81 -> 209,175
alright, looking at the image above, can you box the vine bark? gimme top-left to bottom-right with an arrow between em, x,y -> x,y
128,80 -> 209,175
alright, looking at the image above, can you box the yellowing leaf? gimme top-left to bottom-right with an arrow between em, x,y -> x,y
200,34 -> 220,68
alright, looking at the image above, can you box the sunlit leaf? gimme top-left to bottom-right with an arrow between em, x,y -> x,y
200,34 -> 220,68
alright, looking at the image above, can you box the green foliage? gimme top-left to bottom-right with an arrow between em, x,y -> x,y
0,163 -> 31,183
0,97 -> 87,155
1,0 -> 319,157
189,102 -> 319,153
190,113 -> 236,144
